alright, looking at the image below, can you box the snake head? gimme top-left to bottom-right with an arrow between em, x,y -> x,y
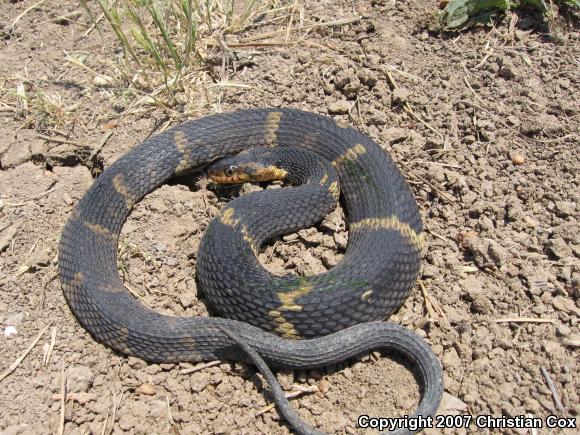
208,148 -> 288,184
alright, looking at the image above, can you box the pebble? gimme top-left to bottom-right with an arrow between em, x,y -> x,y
321,251 -> 337,268
92,75 -> 113,86
546,238 -> 571,259
118,414 -> 134,431
333,232 -> 348,250
67,366 -> 93,393
318,379 -> 331,394
554,201 -> 576,218
327,101 -> 351,114
127,356 -> 147,370
552,296 -> 579,315
512,154 -> 525,165
136,383 -> 156,395
4,325 -> 17,338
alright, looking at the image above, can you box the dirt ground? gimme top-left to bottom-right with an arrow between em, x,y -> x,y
0,0 -> 578,434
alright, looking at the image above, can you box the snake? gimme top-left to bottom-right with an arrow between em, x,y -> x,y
58,108 -> 443,434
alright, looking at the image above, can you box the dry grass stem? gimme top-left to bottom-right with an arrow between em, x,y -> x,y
124,283 -> 152,307
0,221 -> 22,252
43,327 -> 57,367
180,360 -> 221,374
36,133 -> 92,149
0,324 -> 51,383
419,282 -> 448,323
495,317 -> 556,324
255,385 -> 319,417
4,187 -> 57,207
88,131 -> 114,161
58,362 -> 66,435
540,367 -> 565,413
10,0 -> 48,31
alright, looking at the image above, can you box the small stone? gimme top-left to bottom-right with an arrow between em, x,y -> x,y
136,383 -> 156,395
552,296 -> 579,315
276,370 -> 294,390
327,100 -> 351,114
556,324 -> 571,337
179,291 -> 197,308
470,293 -> 493,315
321,252 -> 337,268
442,348 -> 461,371
554,201 -> 576,218
67,367 -> 93,393
282,233 -> 299,242
1,144 -> 33,168
523,216 -> 538,228
318,379 -> 331,394
488,240 -> 508,267
298,228 -> 320,244
547,238 -> 571,259
92,75 -> 113,86
333,233 -> 348,250
127,357 -> 147,370
62,192 -> 74,206
512,154 -> 525,165
498,58 -> 517,79
392,87 -> 411,104
118,414 -> 134,431
4,325 -> 17,338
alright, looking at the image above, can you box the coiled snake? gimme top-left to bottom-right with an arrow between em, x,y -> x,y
58,108 -> 443,434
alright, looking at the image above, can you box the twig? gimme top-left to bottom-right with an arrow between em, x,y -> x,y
11,0 -> 48,32
109,391 -> 122,435
64,50 -> 113,84
495,317 -> 555,324
0,324 -> 51,382
266,241 -> 279,263
180,360 -> 221,374
383,69 -> 443,138
166,396 -> 177,429
37,133 -> 92,149
239,16 -> 361,43
0,100 -> 17,111
124,283 -> 151,307
425,228 -> 451,242
58,362 -> 66,435
100,411 -> 109,435
255,385 -> 319,417
540,367 -> 565,413
88,131 -> 113,162
0,221 -> 21,252
3,187 -> 57,207
419,282 -> 448,323
43,327 -> 57,366
82,11 -> 106,38
380,63 -> 422,82
412,160 -> 462,169
52,392 -> 97,403
400,162 -> 456,202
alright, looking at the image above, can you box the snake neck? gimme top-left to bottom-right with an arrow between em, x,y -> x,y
207,147 -> 341,248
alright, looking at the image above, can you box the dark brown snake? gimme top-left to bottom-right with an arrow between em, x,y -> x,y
58,108 -> 443,434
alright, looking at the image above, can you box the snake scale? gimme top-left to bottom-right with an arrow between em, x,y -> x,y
58,108 -> 443,434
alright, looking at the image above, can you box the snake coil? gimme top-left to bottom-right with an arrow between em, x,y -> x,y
58,108 -> 443,434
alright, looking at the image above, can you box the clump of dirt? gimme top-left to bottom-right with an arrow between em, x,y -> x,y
1,0 -> 578,434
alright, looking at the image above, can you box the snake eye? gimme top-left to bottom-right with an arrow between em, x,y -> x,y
224,166 -> 237,177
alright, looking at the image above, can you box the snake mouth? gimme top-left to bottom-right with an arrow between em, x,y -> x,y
209,173 -> 252,184
209,165 -> 288,184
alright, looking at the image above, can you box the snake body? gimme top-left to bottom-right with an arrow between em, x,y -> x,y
58,108 -> 443,434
